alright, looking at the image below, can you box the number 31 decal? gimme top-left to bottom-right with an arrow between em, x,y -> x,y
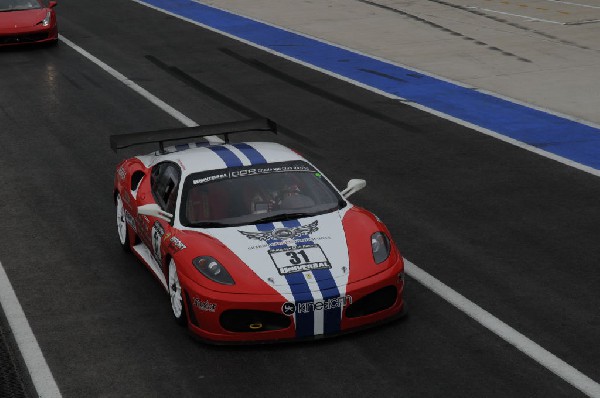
286,250 -> 310,265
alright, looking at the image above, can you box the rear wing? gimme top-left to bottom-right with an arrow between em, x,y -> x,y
109,118 -> 277,153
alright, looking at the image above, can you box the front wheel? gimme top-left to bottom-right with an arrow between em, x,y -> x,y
168,259 -> 187,326
116,193 -> 130,251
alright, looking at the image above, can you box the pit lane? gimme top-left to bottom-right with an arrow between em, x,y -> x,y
1,0 -> 600,397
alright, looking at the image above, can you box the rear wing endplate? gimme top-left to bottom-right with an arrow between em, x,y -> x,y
109,118 -> 277,153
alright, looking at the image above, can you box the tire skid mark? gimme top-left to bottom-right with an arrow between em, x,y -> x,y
144,54 -> 323,153
219,47 -> 425,133
424,0 -> 596,51
355,0 -> 532,63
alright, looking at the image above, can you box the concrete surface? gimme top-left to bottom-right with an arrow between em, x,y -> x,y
203,0 -> 600,125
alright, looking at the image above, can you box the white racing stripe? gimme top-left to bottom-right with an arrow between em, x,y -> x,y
0,261 -> 62,398
405,260 -> 600,398
55,32 -> 600,396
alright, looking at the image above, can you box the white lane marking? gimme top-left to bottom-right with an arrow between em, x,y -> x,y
544,0 -> 600,9
405,260 -> 600,398
465,6 -> 565,24
0,261 -> 62,398
57,35 -> 224,144
56,26 -> 600,396
129,0 -> 600,179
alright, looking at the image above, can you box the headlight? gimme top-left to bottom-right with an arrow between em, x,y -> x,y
371,232 -> 391,264
38,11 -> 51,27
193,256 -> 235,285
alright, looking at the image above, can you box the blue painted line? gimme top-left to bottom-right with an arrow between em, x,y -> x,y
232,143 -> 267,165
282,220 -> 341,335
138,0 -> 600,171
207,145 -> 243,167
282,272 -> 315,338
256,222 -> 314,338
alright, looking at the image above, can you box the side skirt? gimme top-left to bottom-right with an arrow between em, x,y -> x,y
132,243 -> 168,290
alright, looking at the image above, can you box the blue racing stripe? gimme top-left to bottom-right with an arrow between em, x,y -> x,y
282,220 -> 342,335
137,0 -> 600,172
256,222 -> 315,338
208,146 -> 244,167
232,143 -> 267,165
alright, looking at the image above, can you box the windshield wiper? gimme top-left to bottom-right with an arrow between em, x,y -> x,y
253,213 -> 311,224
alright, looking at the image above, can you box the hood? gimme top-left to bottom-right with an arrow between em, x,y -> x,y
0,9 -> 47,29
199,211 -> 350,301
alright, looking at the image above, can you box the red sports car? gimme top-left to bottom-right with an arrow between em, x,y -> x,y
111,119 -> 406,343
0,0 -> 57,46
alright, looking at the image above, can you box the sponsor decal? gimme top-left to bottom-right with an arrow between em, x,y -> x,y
269,244 -> 331,275
248,236 -> 331,250
229,165 -> 312,178
135,215 -> 151,244
193,173 -> 227,185
168,236 -> 186,252
117,166 -> 126,180
193,297 -> 217,312
151,221 -> 165,262
122,193 -> 132,207
192,164 -> 315,185
282,296 -> 352,316
124,210 -> 137,232
239,220 -> 319,242
248,243 -> 269,250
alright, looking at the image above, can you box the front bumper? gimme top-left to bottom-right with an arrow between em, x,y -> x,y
0,25 -> 58,46
178,260 -> 406,344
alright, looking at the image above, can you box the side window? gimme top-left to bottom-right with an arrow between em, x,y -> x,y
131,171 -> 145,193
150,162 -> 181,215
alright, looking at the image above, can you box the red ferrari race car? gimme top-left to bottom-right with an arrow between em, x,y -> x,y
110,119 -> 406,343
0,0 -> 57,46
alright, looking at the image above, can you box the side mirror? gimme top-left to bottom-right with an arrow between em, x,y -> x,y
138,204 -> 173,222
341,179 -> 366,199
49,1 -> 57,7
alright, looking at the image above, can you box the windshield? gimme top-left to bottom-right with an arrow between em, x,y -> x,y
0,0 -> 42,11
180,161 -> 345,228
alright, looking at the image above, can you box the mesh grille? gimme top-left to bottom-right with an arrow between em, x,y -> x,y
0,32 -> 49,45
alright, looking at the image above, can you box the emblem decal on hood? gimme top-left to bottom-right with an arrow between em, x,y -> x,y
239,220 -> 319,241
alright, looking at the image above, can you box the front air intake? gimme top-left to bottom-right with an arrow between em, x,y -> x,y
220,310 -> 291,333
345,286 -> 398,318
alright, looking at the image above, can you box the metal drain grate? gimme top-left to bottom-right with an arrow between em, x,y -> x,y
0,321 -> 29,398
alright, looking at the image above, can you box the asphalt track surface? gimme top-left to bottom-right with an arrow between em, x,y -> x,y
1,0 -> 599,397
